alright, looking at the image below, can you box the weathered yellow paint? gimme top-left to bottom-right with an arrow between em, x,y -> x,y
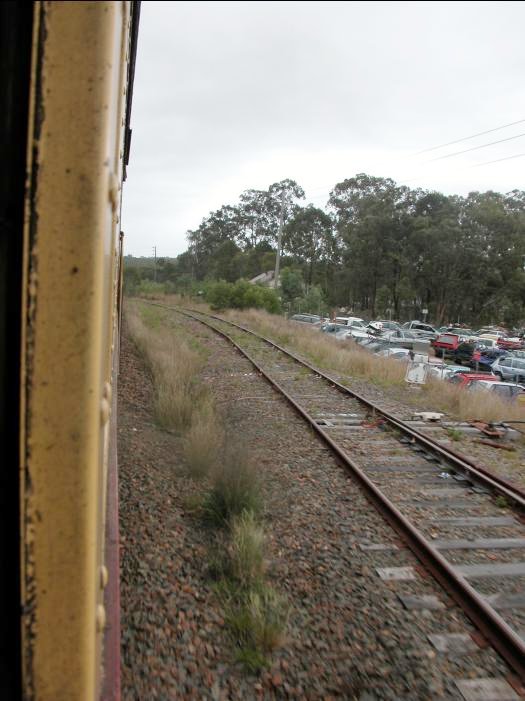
20,2 -> 131,699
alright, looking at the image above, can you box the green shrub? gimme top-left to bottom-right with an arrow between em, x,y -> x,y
204,279 -> 280,313
206,280 -> 234,310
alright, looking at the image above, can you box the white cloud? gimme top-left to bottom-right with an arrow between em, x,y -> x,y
122,0 -> 525,256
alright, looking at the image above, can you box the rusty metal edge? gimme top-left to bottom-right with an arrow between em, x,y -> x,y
168,305 -> 525,684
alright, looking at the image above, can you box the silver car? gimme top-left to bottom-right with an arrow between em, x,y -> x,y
491,356 -> 525,382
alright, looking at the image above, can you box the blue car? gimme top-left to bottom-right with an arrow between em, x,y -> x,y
469,348 -> 506,371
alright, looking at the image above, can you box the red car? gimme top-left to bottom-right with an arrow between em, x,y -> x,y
432,333 -> 460,357
497,337 -> 524,350
448,372 -> 499,389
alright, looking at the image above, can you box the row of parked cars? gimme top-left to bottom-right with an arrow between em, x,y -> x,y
289,313 -> 525,402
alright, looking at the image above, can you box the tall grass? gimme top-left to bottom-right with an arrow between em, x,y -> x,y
125,300 -> 207,430
182,401 -> 224,479
422,379 -> 525,423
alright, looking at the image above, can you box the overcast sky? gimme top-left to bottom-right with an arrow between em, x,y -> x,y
122,0 -> 525,258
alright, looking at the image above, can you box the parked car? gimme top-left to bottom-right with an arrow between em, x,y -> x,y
335,328 -> 371,342
491,356 -> 525,383
320,323 -> 349,335
375,347 -> 412,362
446,327 -> 474,335
453,341 -> 476,364
290,314 -> 323,326
497,337 -> 525,351
334,316 -> 366,327
468,348 -> 506,371
379,329 -> 431,350
427,364 -> 471,381
476,328 -> 506,338
402,321 -> 438,339
432,333 -> 461,357
367,320 -> 401,332
468,380 -> 525,404
448,372 -> 498,389
474,336 -> 500,349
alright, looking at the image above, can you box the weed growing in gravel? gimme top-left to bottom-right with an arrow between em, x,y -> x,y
228,511 -> 266,588
222,584 -> 289,673
202,442 -> 262,527
495,495 -> 508,508
183,401 -> 224,480
446,427 -> 463,442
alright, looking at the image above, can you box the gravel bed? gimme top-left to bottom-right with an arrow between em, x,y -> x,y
120,313 -> 516,700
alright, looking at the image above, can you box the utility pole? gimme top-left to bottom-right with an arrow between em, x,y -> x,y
153,246 -> 157,282
273,191 -> 285,289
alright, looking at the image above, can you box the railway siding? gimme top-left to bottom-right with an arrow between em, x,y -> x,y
170,304 -> 525,691
121,302 -> 525,699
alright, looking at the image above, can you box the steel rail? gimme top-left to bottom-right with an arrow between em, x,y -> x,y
165,304 -> 525,683
178,306 -> 525,510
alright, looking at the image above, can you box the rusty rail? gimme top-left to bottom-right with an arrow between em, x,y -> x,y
151,303 -> 525,683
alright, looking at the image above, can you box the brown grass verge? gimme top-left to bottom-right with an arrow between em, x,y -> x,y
125,300 -> 207,430
144,295 -> 525,424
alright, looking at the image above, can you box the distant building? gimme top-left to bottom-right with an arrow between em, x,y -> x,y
249,270 -> 277,288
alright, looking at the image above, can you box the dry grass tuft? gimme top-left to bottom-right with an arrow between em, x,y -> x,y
421,378 -> 525,423
203,441 -> 262,527
183,402 -> 224,479
228,511 -> 266,588
222,585 -> 289,672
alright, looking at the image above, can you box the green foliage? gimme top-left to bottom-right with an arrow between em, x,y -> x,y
280,267 -> 303,302
446,427 -> 463,442
125,172 -> 525,327
222,585 -> 289,672
137,280 -> 170,297
204,280 -> 280,313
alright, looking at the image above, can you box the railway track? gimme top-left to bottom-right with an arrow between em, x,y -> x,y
149,301 -> 525,691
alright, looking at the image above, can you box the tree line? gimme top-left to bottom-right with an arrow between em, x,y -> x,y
125,173 -> 525,327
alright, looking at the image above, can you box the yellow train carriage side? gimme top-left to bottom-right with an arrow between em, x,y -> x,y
0,2 -> 139,699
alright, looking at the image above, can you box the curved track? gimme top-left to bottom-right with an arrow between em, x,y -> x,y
149,301 -> 525,686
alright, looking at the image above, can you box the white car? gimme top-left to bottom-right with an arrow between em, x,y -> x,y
335,328 -> 370,341
375,347 -> 411,359
468,380 -> 525,403
334,316 -> 367,329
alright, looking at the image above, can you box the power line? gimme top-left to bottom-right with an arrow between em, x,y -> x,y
426,131 -> 525,163
472,152 -> 525,168
414,118 -> 525,155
